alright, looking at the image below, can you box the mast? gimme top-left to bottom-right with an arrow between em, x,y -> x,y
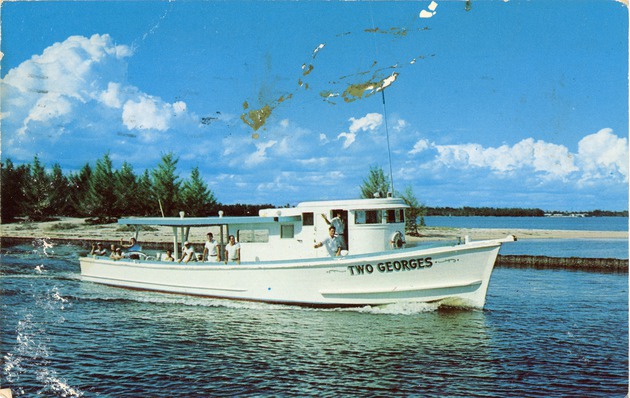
381,89 -> 395,196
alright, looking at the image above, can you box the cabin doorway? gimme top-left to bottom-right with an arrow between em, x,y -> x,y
330,209 -> 348,251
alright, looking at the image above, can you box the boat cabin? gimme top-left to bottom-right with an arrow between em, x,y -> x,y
119,197 -> 408,262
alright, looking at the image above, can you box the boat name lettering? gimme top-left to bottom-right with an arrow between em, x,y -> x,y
347,257 -> 433,276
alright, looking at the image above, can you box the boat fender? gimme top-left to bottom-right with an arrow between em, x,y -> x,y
390,231 -> 405,249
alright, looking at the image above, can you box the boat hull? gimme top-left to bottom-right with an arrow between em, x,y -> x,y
79,238 -> 512,308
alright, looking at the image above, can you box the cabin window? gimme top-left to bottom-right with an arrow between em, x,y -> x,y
281,224 -> 294,239
237,229 -> 269,243
386,209 -> 405,223
302,212 -> 314,226
355,210 -> 382,224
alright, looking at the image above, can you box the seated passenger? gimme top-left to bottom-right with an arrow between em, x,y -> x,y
162,250 -> 175,262
110,247 -> 123,260
178,241 -> 196,263
120,237 -> 142,259
91,242 -> 107,256
120,237 -> 142,251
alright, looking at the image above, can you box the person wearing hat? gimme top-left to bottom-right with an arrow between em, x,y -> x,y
90,242 -> 107,256
178,241 -> 196,263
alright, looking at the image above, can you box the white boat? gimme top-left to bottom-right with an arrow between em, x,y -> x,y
79,197 -> 515,308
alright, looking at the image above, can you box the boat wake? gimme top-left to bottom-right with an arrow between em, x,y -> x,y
344,301 -> 441,315
3,285 -> 84,397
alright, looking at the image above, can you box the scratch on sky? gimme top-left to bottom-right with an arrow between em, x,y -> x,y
239,13 -> 435,134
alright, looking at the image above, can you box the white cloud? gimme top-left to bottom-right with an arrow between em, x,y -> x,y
1,33 -> 197,164
245,140 -> 277,166
335,113 -> 383,149
409,139 -> 430,155
20,93 -> 73,126
432,138 -> 578,178
393,118 -> 408,132
407,130 -> 628,184
577,128 -> 628,182
122,96 -> 172,131
348,112 -> 382,133
99,82 -> 123,108
337,132 -> 356,149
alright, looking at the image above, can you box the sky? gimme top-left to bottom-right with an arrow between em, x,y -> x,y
1,0 -> 628,211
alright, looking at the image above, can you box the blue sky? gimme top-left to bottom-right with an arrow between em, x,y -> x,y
2,0 -> 628,210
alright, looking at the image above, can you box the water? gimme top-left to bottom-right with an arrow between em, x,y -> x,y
424,216 -> 628,231
424,216 -> 629,259
1,243 -> 628,397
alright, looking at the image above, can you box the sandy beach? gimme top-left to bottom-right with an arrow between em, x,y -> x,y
1,217 -> 627,245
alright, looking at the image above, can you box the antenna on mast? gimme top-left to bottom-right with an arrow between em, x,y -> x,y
381,89 -> 394,197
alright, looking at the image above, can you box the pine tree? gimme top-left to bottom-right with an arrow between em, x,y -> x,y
136,170 -> 155,216
180,167 -> 218,216
114,162 -> 140,216
399,185 -> 426,235
68,163 -> 92,216
49,163 -> 71,216
151,152 -> 181,217
22,156 -> 54,220
360,166 -> 390,199
82,153 -> 116,221
1,159 -> 30,222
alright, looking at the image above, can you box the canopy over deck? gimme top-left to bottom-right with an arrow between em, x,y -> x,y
118,215 -> 300,227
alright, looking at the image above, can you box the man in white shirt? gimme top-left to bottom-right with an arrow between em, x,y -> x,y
321,212 -> 346,249
178,241 -> 196,263
203,232 -> 221,262
224,235 -> 241,264
314,226 -> 342,257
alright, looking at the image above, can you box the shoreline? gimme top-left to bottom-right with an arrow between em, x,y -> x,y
1,217 -> 627,243
1,217 -> 627,273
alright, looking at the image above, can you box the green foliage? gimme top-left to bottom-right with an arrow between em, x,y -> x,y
180,167 -> 218,216
220,203 -> 275,217
116,224 -> 159,232
360,166 -> 390,199
44,222 -> 79,231
67,163 -> 92,217
151,152 -> 181,217
49,163 -> 72,215
1,159 -> 30,222
398,186 -> 426,235
2,155 -> 625,221
21,156 -> 56,221
136,170 -> 155,216
81,153 -> 117,218
114,162 -> 143,216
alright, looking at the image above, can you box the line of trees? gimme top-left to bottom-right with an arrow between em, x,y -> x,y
4,156 -> 622,225
425,207 -> 628,217
0,153 -> 264,223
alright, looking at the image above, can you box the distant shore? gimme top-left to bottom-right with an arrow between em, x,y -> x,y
0,216 -> 627,244
1,217 -> 627,273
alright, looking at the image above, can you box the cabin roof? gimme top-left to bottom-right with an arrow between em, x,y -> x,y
259,197 -> 409,217
119,198 -> 408,227
118,215 -> 300,227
